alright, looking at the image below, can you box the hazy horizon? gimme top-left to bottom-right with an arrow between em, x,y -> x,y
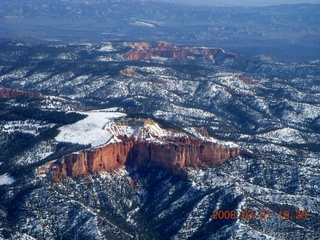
160,0 -> 320,6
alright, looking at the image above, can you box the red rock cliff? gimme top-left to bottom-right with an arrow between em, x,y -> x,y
0,88 -> 43,98
46,121 -> 245,181
48,140 -> 135,181
124,41 -> 238,62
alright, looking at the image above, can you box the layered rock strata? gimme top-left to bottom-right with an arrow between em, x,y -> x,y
125,41 -> 238,62
0,87 -> 43,98
44,120 -> 245,181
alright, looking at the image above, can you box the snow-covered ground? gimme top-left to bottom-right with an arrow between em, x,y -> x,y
130,21 -> 156,28
105,122 -> 138,138
55,109 -> 126,147
97,43 -> 115,52
1,120 -> 55,136
15,140 -> 56,166
0,173 -> 15,185
256,127 -> 306,144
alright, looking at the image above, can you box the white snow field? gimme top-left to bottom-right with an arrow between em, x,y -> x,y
55,109 -> 126,147
0,173 -> 15,185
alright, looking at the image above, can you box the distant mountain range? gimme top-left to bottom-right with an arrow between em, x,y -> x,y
0,0 -> 319,61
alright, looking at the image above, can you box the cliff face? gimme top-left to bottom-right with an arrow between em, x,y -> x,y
0,88 -> 43,98
124,41 -> 238,62
46,120 -> 244,181
48,140 -> 135,181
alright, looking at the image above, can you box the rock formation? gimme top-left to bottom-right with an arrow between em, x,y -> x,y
44,119 -> 248,181
124,41 -> 238,62
120,68 -> 140,78
238,74 -> 258,84
0,87 -> 43,98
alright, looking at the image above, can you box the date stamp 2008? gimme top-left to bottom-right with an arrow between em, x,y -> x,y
212,209 -> 308,220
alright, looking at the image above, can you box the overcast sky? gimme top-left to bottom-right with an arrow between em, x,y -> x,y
160,0 -> 320,6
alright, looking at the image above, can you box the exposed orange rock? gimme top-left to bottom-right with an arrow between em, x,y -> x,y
47,133 -> 244,181
125,41 -> 238,62
0,87 -> 43,98
42,120 -> 255,181
120,68 -> 139,78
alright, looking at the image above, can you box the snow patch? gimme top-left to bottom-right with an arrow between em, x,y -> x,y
0,120 -> 55,136
57,53 -> 79,60
105,123 -> 138,137
15,140 -> 56,166
98,43 -> 115,52
0,173 -> 15,185
130,21 -> 155,27
256,127 -> 306,144
55,110 -> 126,147
96,56 -> 114,62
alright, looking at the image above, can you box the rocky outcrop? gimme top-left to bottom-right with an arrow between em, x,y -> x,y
120,68 -> 140,78
238,74 -> 258,84
48,140 -> 135,181
45,120 -> 246,181
125,41 -> 238,63
0,88 -> 43,98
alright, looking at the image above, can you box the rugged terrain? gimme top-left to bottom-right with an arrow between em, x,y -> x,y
1,0 -> 319,61
45,118 -> 245,181
0,40 -> 319,239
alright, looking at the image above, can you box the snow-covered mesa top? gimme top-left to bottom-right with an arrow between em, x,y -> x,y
55,109 -> 126,148
55,108 -> 240,149
105,119 -> 187,143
